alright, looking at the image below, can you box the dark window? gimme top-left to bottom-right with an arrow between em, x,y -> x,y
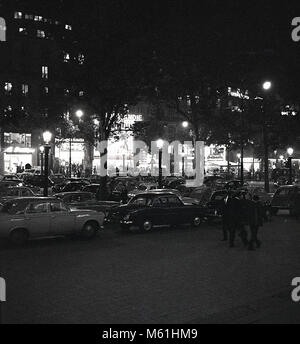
27,202 -> 48,214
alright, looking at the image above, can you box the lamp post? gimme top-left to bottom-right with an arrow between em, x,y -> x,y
69,109 -> 84,178
39,146 -> 45,175
287,147 -> 294,185
237,153 -> 241,179
42,131 -> 52,197
157,139 -> 164,188
262,80 -> 272,192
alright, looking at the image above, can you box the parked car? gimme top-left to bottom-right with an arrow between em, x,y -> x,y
52,178 -> 90,193
224,180 -> 249,190
23,175 -> 54,189
50,174 -> 66,185
0,174 -> 22,183
0,180 -> 23,189
82,184 -> 101,195
0,186 -> 36,203
127,183 -> 158,199
57,181 -> 90,193
0,197 -> 104,245
106,191 -> 205,231
270,185 -> 300,215
54,192 -> 119,214
204,190 -> 228,220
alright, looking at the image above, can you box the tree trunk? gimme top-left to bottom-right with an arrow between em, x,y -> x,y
83,141 -> 94,177
263,123 -> 270,193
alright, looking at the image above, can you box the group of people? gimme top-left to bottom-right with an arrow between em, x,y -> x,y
220,190 -> 265,250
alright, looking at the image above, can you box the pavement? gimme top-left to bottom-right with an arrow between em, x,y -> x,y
0,214 -> 300,324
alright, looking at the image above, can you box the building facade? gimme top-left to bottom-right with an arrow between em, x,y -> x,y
0,0 -> 85,174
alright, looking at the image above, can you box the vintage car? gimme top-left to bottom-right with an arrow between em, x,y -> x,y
127,183 -> 158,199
0,186 -> 36,203
270,185 -> 300,215
54,192 -> 119,214
106,191 -> 205,231
0,197 -> 104,245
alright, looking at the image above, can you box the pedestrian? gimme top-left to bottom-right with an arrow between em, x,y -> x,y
120,184 -> 128,204
223,191 -> 244,247
220,192 -> 229,242
247,195 -> 264,250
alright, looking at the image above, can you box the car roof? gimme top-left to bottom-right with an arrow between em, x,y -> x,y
5,196 -> 56,202
57,192 -> 93,196
137,191 -> 179,197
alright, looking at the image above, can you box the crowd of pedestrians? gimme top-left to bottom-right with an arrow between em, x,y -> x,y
220,190 -> 265,250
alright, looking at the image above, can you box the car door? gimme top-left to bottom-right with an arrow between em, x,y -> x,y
156,196 -> 177,226
49,201 -> 75,235
24,201 -> 51,237
166,195 -> 188,224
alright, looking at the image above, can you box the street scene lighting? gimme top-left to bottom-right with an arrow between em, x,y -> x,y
287,147 -> 294,156
2,0 -> 300,327
42,130 -> 52,144
75,109 -> 84,119
156,139 -> 164,149
262,81 -> 272,90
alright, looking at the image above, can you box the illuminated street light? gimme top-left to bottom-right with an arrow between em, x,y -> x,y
262,81 -> 272,90
287,147 -> 294,156
42,131 -> 52,196
75,109 -> 84,119
39,146 -> 45,175
182,121 -> 189,128
156,139 -> 164,188
156,139 -> 164,150
42,131 -> 52,145
237,153 -> 241,159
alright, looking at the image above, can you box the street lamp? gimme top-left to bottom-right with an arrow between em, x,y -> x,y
69,110 -> 84,178
157,139 -> 164,188
261,80 -> 272,192
182,121 -> 189,128
42,131 -> 52,197
262,81 -> 272,90
287,147 -> 294,184
39,146 -> 45,175
237,153 -> 241,179
76,109 -> 84,121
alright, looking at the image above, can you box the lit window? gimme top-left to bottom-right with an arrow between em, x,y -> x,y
55,20 -> 60,25
65,24 -> 72,30
63,52 -> 70,62
79,91 -> 84,97
19,27 -> 27,35
64,89 -> 70,96
22,84 -> 29,95
34,16 -> 43,22
42,66 -> 48,79
37,30 -> 46,38
14,12 -> 22,19
44,86 -> 49,94
4,82 -> 12,93
78,53 -> 85,65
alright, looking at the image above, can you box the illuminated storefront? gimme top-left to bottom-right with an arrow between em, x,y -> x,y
1,133 -> 35,174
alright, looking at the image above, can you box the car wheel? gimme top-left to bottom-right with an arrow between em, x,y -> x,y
140,220 -> 153,232
81,222 -> 97,239
9,229 -> 29,246
192,216 -> 201,227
